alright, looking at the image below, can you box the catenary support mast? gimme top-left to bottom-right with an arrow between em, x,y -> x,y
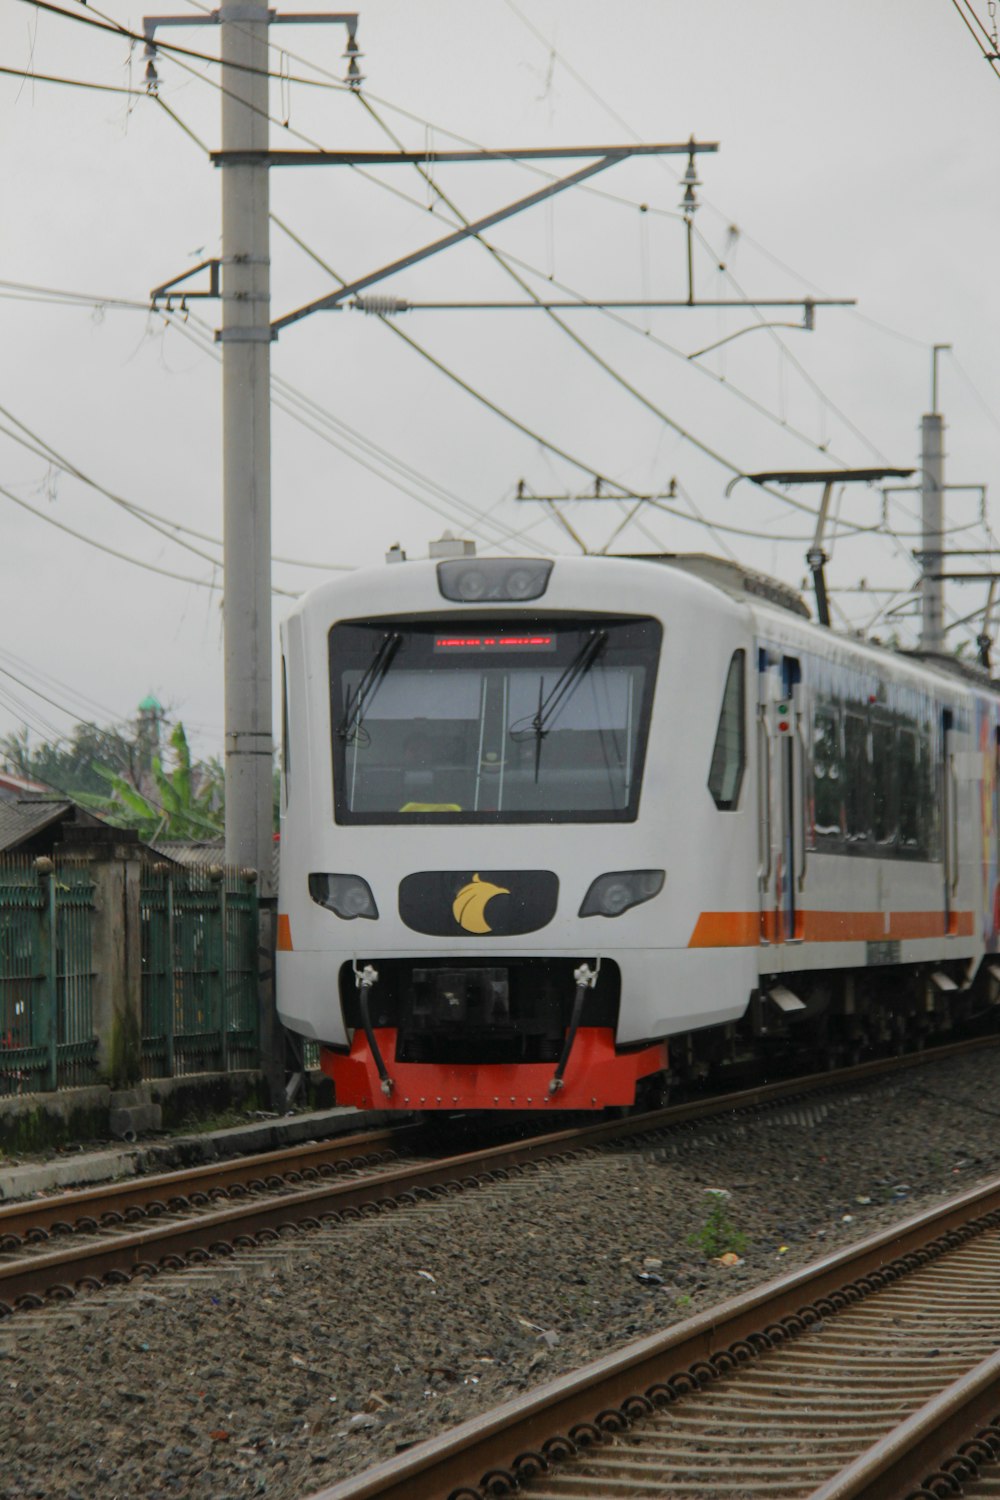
220,0 -> 273,887
920,344 -> 950,654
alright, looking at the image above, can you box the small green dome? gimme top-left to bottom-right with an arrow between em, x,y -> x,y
138,694 -> 163,713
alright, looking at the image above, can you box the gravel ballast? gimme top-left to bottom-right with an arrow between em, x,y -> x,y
2,1046 -> 1000,1499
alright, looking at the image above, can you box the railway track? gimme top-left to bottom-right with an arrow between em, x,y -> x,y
309,1168 -> 1000,1500
1,1034 -> 997,1325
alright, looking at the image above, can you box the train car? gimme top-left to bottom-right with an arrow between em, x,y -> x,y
275,545 -> 1000,1110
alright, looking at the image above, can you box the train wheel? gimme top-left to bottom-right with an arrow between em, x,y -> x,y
634,1072 -> 672,1113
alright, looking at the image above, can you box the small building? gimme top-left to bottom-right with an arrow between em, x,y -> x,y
0,796 -> 107,861
0,771 -> 51,803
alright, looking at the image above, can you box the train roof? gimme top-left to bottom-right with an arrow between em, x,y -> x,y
288,547 -> 998,698
612,552 -> 998,695
612,553 -> 811,619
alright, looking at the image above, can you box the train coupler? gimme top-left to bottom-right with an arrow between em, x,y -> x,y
549,960 -> 601,1096
354,962 -> 394,1097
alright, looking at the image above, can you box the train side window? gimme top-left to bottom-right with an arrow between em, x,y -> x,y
281,656 -> 291,807
843,710 -> 870,843
921,723 -> 941,857
707,650 -> 745,810
812,704 -> 842,839
898,728 -> 919,849
871,717 -> 896,847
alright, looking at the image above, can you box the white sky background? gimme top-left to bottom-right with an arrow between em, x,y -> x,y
1,0 -> 999,764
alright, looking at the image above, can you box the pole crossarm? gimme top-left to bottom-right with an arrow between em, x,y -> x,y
345,296 -> 855,313
914,548 -> 1000,559
930,573 -> 1000,582
726,467 -> 915,629
742,467 -> 915,487
271,144 -> 717,335
213,142 -> 718,167
150,257 -> 220,304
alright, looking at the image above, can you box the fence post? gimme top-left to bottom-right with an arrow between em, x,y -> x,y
208,865 -> 225,1071
56,830 -> 143,1085
35,859 -> 58,1092
165,871 -> 176,1079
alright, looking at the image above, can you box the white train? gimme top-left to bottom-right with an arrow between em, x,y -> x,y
276,547 -> 1000,1111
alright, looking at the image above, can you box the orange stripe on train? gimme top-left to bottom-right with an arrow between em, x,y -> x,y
688,909 -> 975,948
276,914 -> 293,951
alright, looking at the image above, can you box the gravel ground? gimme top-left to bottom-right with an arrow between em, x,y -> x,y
2,1047 -> 1000,1499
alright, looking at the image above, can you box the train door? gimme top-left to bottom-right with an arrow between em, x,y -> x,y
778,657 -> 803,941
942,707 -> 958,935
757,651 -> 804,944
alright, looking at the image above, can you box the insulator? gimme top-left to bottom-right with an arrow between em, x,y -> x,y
353,296 -> 409,317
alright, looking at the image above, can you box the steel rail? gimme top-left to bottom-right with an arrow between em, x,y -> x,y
305,1174 -> 1000,1500
807,1350 -> 1000,1498
0,1124 -> 407,1237
6,1031 -> 994,1239
1,1033 -> 997,1317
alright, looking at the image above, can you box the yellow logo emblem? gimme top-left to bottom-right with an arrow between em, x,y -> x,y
452,873 -> 510,934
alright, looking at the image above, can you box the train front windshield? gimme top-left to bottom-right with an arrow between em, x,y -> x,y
329,616 -> 661,823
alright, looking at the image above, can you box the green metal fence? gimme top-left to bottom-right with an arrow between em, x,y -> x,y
141,866 -> 259,1078
0,858 -> 97,1096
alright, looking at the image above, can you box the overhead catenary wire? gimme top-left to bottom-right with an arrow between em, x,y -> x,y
12,0 -> 356,91
122,32 -> 875,540
17,5 -> 995,651
0,396 -> 355,572
0,646 -> 126,727
0,479 -> 234,591
28,0 -> 943,503
0,63 -> 141,94
123,21 -> 896,546
347,91 -> 887,541
161,304 -> 559,556
497,1 -> 893,468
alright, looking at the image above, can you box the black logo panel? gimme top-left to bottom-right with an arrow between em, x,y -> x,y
398,870 -> 559,937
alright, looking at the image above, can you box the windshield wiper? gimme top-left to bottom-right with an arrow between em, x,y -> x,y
337,631 -> 402,742
511,629 -> 607,781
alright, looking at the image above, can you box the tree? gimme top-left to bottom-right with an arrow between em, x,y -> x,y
0,720 -> 142,798
77,723 -> 224,841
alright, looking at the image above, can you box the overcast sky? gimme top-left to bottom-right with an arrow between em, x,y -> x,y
1,0 -> 998,763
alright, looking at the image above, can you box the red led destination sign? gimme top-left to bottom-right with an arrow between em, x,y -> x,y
433,634 -> 555,652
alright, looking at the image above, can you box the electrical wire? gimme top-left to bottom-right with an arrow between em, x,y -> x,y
0,479 -> 238,592
21,2 -> 981,618
0,648 -> 120,724
162,306 -> 559,555
0,63 -> 141,94
948,0 -> 1000,78
128,19 -> 883,532
12,0 -> 356,91
0,397 -> 354,572
497,1 -> 894,470
350,93 -> 863,538
118,18 -> 868,504
0,277 -> 149,311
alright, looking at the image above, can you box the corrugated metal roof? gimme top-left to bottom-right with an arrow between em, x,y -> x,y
150,837 -> 280,888
149,839 -> 226,871
0,798 -> 73,854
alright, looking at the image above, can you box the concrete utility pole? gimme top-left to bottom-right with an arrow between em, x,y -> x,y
220,0 -> 273,889
920,343 -> 950,654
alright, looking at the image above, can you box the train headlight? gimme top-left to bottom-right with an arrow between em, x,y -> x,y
308,873 -> 379,920
437,558 -> 553,602
578,870 -> 664,919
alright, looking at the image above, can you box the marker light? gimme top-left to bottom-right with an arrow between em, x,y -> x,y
578,869 -> 665,919
437,558 -> 554,603
309,873 -> 379,921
